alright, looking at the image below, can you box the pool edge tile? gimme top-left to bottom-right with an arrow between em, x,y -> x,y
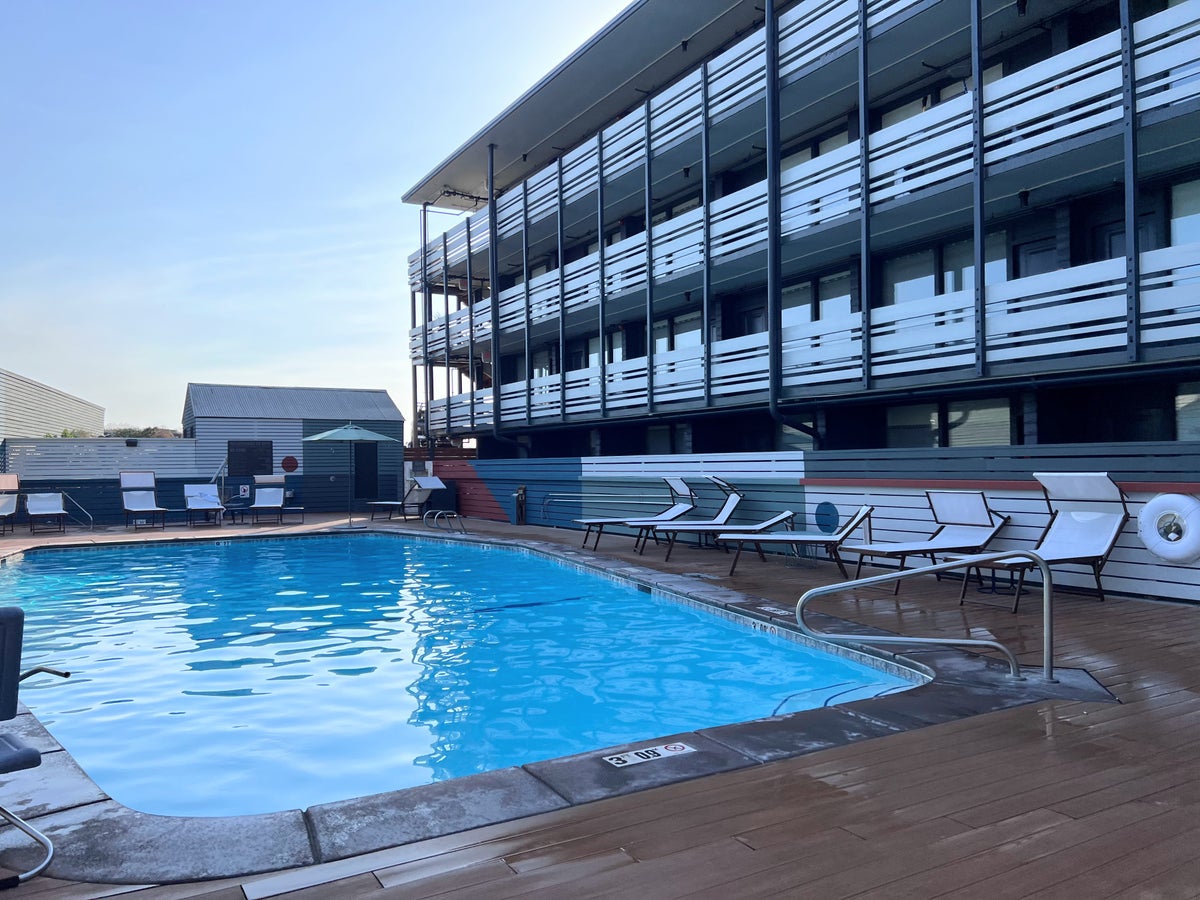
305,767 -> 571,863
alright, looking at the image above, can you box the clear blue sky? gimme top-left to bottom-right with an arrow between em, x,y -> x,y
0,0 -> 629,430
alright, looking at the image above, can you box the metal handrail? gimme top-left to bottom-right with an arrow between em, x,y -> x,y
61,491 -> 94,530
796,551 -> 1055,683
423,509 -> 468,533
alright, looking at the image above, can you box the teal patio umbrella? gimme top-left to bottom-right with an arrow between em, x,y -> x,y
303,423 -> 399,528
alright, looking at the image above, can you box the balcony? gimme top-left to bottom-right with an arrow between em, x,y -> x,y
419,241 -> 1200,434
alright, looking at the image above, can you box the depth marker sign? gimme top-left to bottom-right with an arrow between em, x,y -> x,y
602,742 -> 696,768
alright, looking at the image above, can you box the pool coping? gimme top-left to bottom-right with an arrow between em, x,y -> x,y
0,527 -> 1116,885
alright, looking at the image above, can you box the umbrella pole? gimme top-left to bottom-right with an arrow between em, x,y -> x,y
347,442 -> 354,527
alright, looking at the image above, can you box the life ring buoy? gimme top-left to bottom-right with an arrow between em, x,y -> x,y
1137,493 -> 1200,565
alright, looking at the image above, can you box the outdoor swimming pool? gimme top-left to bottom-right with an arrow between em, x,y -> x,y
2,534 -> 918,817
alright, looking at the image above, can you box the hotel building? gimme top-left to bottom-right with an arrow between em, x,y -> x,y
405,0 -> 1200,458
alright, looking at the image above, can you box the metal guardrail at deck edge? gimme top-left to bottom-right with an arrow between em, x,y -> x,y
796,551 -> 1055,683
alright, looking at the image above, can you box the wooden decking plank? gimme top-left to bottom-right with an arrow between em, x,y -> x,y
849,799 -> 1171,899
944,804 -> 1197,898
374,858 -> 515,896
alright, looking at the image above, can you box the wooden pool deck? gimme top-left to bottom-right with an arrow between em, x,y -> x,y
4,515 -> 1199,898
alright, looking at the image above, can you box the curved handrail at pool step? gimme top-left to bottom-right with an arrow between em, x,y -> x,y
422,509 -> 468,533
796,551 -> 1055,683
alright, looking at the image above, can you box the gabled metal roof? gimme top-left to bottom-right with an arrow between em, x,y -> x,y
184,383 -> 403,422
402,0 -> 766,210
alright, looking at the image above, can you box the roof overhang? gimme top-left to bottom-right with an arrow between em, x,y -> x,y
402,0 -> 766,211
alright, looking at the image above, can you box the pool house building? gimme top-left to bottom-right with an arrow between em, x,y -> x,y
405,0 -> 1200,457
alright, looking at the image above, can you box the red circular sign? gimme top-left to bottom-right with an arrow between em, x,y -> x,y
281,456 -> 298,472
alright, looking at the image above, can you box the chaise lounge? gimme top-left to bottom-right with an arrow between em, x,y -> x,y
184,483 -> 226,526
720,504 -> 875,577
842,490 -> 1008,592
120,471 -> 168,529
575,477 -> 697,550
958,472 -> 1129,612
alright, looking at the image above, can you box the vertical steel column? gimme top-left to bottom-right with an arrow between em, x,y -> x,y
420,202 -> 433,459
409,287 -> 418,447
465,217 -> 475,430
557,156 -> 568,421
442,234 -> 452,435
597,133 -> 608,419
643,99 -> 655,414
522,180 -> 532,424
701,61 -> 713,408
766,0 -> 783,422
1120,0 -> 1141,362
971,0 -> 987,377
858,0 -> 873,389
487,144 -> 503,440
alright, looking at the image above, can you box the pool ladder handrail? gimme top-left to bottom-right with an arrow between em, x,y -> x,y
796,550 -> 1055,683
422,509 -> 468,533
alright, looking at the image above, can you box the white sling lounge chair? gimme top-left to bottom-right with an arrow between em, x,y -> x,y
575,477 -> 697,550
958,472 -> 1129,612
628,477 -> 743,554
655,509 -> 795,562
0,474 -> 18,535
25,493 -> 68,534
120,471 -> 167,529
184,484 -> 226,526
720,504 -> 874,577
249,475 -> 304,525
842,490 -> 1008,592
369,475 -> 446,521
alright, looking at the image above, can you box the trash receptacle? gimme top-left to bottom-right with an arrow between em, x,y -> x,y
512,485 -> 527,525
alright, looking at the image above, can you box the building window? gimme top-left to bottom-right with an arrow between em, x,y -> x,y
1177,382 -> 1200,441
947,398 -> 1011,447
1171,178 -> 1200,245
880,249 -> 936,305
887,404 -> 939,448
228,440 -> 272,477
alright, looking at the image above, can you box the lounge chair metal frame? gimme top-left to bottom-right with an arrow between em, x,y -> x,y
958,472 -> 1130,612
0,475 -> 18,535
0,607 -> 70,888
720,504 -> 875,577
575,477 -> 697,550
656,509 -> 795,562
629,477 -> 743,554
368,475 -> 446,521
119,471 -> 167,530
248,475 -> 305,525
843,490 -> 1009,593
183,483 -> 226,526
24,494 -> 68,534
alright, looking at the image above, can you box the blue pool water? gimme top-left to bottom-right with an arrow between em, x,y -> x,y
1,534 -> 916,817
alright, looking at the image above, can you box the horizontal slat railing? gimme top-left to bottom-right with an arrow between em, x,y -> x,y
652,345 -> 705,406
870,93 -> 973,204
781,313 -> 864,387
866,0 -> 924,29
779,0 -> 856,77
1136,0 -> 1200,114
1139,241 -> 1200,346
651,206 -> 705,282
985,259 -> 1127,364
870,289 -> 975,377
781,140 -> 862,235
707,29 -> 766,124
984,31 -> 1123,165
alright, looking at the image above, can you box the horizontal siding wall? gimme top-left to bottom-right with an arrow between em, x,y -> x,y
446,444 -> 1199,603
2,438 -> 203,479
0,370 -> 105,440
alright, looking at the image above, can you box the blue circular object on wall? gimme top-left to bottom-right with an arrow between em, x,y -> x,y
814,501 -> 840,534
